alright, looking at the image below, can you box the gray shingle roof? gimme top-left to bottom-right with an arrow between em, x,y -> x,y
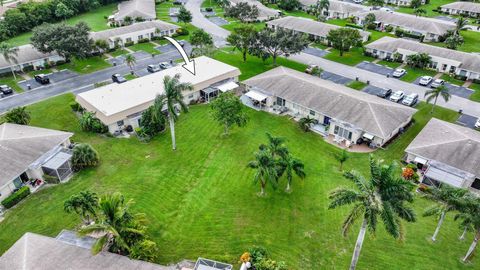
299,0 -> 368,14
0,233 -> 171,270
90,20 -> 179,41
365,36 -> 480,74
441,2 -> 480,13
405,118 -> 480,177
114,0 -> 156,21
229,0 -> 280,20
0,44 -> 59,70
267,16 -> 370,40
357,10 -> 456,35
0,123 -> 73,188
244,67 -> 416,139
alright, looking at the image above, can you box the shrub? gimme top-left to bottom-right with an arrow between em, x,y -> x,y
255,259 -> 287,270
176,28 -> 189,36
205,7 -> 213,12
138,38 -> 150,43
240,252 -> 251,263
124,41 -> 134,47
1,186 -> 31,209
43,174 -> 59,184
384,25 -> 394,32
249,246 -> 268,264
71,143 -> 100,171
70,102 -> 84,112
402,167 -> 415,180
455,75 -> 468,81
345,23 -> 363,30
79,111 -> 108,133
406,163 -> 418,172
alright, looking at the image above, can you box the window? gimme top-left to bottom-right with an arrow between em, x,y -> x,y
188,94 -> 194,99
333,125 -> 352,140
126,37 -> 132,43
138,35 -> 143,40
117,120 -> 124,127
276,97 -> 285,106
450,66 -> 456,73
309,110 -> 315,116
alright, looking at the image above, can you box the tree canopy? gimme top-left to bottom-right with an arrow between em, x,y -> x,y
210,91 -> 248,135
326,27 -> 362,56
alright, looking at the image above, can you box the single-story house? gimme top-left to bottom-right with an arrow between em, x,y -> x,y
76,56 -> 241,134
0,44 -> 63,75
229,0 -> 280,21
0,123 -> 73,203
299,0 -> 369,19
385,0 -> 425,7
90,20 -> 179,49
356,10 -> 456,42
405,118 -> 480,191
0,231 -> 233,270
243,67 -> 416,148
112,0 -> 156,24
266,16 -> 370,43
365,36 -> 480,79
440,2 -> 480,18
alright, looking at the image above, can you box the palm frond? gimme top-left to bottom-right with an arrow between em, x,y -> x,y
328,188 -> 361,209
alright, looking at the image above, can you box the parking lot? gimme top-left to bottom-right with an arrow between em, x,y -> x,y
457,114 -> 479,129
356,61 -> 393,76
18,70 -> 79,91
320,71 -> 352,84
412,77 -> 474,98
303,47 -> 329,57
208,16 -> 228,26
362,85 -> 385,96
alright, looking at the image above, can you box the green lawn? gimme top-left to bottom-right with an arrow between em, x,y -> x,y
346,80 -> 367,90
324,47 -> 375,66
3,3 -> 117,47
469,83 -> 480,102
440,74 -> 466,86
400,67 -> 438,83
396,0 -> 457,17
57,56 -> 111,74
0,74 -> 24,93
109,49 -> 129,58
326,18 -> 348,27
431,30 -> 480,53
0,91 -> 475,269
128,42 -> 161,55
213,48 -> 307,80
156,1 -> 177,22
378,60 -> 401,69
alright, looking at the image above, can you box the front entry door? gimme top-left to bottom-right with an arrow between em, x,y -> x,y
323,116 -> 331,125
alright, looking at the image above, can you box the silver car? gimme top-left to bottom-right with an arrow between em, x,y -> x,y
401,93 -> 418,107
430,79 -> 445,88
392,68 -> 406,78
389,91 -> 405,102
419,76 -> 433,86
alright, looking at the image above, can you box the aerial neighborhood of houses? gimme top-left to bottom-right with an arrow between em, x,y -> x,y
1,0 -> 480,269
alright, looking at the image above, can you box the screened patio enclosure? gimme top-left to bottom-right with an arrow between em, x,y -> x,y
41,151 -> 73,182
194,258 -> 232,270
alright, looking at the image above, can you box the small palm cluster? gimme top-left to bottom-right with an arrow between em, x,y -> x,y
64,191 -> 158,262
248,133 -> 305,195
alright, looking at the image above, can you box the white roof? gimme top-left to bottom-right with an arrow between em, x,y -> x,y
114,0 -> 156,21
216,81 -> 238,92
90,20 -> 179,41
76,56 -> 240,123
246,90 -> 269,101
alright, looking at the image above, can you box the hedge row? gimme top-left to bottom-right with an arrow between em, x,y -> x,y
1,186 -> 31,209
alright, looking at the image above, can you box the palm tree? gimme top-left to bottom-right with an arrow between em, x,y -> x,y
4,106 -> 30,125
423,184 -> 469,242
455,208 -> 475,241
261,132 -> 288,158
298,116 -> 316,132
64,191 -> 98,225
424,85 -> 451,114
248,149 -> 278,196
279,152 -> 305,192
71,143 -> 100,171
335,149 -> 349,171
125,54 -> 136,75
329,156 -> 416,270
0,42 -> 19,80
78,192 -> 147,255
460,197 -> 480,262
162,74 -> 193,150
455,17 -> 468,35
317,0 -> 329,15
414,8 -> 426,17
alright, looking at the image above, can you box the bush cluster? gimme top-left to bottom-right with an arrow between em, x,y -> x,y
1,186 -> 31,209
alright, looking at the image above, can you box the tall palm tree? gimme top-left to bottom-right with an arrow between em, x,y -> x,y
78,192 -> 147,255
125,54 -> 136,74
423,184 -> 469,242
64,191 -> 98,225
298,116 -> 316,132
279,152 -> 305,192
424,85 -> 451,114
261,132 -> 288,158
458,196 -> 480,262
414,8 -> 426,17
455,17 -> 468,35
248,149 -> 278,196
0,42 -> 19,80
329,156 -> 416,270
335,149 -> 349,171
162,74 -> 193,150
455,208 -> 475,241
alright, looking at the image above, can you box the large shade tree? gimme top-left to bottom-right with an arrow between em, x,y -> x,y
227,24 -> 257,62
210,91 -> 248,135
326,28 -> 362,56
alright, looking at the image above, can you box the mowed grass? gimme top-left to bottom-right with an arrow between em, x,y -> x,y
128,42 -> 161,55
2,3 -> 117,46
0,74 -> 24,93
57,56 -> 111,74
0,93 -> 476,269
400,67 -> 438,83
324,47 -> 375,66
469,83 -> 480,102
396,0 -> 457,17
346,80 -> 367,90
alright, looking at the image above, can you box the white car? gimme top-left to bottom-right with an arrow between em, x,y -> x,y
389,90 -> 405,102
392,68 -> 406,78
475,118 -> 480,129
353,0 -> 363,3
379,7 -> 393,13
430,79 -> 445,88
401,93 -> 418,106
419,76 -> 433,86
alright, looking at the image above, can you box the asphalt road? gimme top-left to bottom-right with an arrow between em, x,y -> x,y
185,0 -> 229,47
291,52 -> 480,118
0,47 -> 189,114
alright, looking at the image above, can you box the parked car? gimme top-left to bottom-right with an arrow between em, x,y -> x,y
305,64 -> 319,74
389,90 -> 405,102
147,64 -> 161,73
0,85 -> 13,95
112,74 -> 127,83
430,79 -> 445,88
419,76 -> 433,86
34,74 -> 50,84
475,118 -> 480,129
376,88 -> 392,98
392,68 -> 406,78
401,93 -> 419,106
353,0 -> 363,3
159,62 -> 170,69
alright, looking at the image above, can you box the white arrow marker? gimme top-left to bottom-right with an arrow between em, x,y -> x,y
164,36 -> 196,76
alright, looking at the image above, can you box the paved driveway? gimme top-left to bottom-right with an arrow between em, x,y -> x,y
356,61 -> 393,76
320,71 -> 352,84
185,0 -> 230,47
362,85 -> 385,96
413,77 -> 474,98
456,114 -> 479,129
19,70 -> 79,91
208,16 -> 229,26
303,47 -> 329,57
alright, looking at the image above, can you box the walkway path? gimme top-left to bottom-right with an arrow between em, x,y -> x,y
185,0 -> 229,47
291,52 -> 480,118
